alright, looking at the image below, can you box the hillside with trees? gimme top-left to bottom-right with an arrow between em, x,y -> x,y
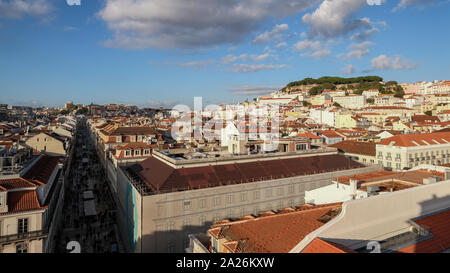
281,76 -> 405,98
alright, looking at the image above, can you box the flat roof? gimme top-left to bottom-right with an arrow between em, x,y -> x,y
125,153 -> 365,195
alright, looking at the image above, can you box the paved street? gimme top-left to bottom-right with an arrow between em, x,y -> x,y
55,119 -> 124,253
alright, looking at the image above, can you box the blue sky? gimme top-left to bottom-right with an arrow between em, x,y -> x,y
0,0 -> 449,108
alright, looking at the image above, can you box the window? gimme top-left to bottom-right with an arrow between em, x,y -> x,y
288,185 -> 295,193
253,191 -> 260,200
0,195 -> 3,206
167,242 -> 175,253
183,201 -> 191,210
277,187 -> 284,196
135,150 -> 140,156
18,218 -> 28,234
227,195 -> 234,204
16,243 -> 28,253
296,144 -> 307,151
213,197 -> 221,207
199,215 -> 206,225
240,193 -> 247,202
183,218 -> 191,229
167,221 -> 175,232
131,136 -> 136,142
199,199 -> 206,209
125,150 -> 131,157
144,149 -> 150,155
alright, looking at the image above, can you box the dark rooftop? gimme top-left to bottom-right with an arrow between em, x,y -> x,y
125,154 -> 365,195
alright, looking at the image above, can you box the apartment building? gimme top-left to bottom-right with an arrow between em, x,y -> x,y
329,140 -> 376,165
112,149 -> 378,253
25,132 -> 68,156
0,150 -> 65,253
332,95 -> 365,109
376,132 -> 450,171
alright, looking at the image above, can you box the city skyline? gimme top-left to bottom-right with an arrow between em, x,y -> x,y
0,0 -> 449,108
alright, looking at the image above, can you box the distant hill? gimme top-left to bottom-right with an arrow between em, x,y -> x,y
279,76 -> 404,98
285,76 -> 383,88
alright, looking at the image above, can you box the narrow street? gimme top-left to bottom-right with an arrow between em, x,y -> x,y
55,118 -> 124,253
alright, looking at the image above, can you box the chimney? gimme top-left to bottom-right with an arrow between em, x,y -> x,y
349,178 -> 358,194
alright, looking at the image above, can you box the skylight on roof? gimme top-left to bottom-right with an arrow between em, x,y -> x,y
422,140 -> 430,145
442,138 -> 449,144
411,141 -> 420,146
431,139 -> 440,145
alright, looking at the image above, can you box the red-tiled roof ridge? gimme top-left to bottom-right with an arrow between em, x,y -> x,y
23,155 -> 62,185
130,154 -> 364,193
214,203 -> 342,228
379,131 -> 450,147
1,190 -> 46,215
0,177 -> 37,190
214,203 -> 342,253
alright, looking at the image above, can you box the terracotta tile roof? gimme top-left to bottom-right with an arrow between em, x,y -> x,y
1,190 -> 45,215
329,140 -> 376,156
115,142 -> 153,150
379,132 -> 450,147
23,155 -> 62,185
411,115 -> 440,123
301,238 -> 356,253
0,177 -> 36,190
317,130 -> 342,139
397,208 -> 450,253
211,203 -> 342,253
128,154 -> 365,193
296,132 -> 322,139
101,126 -> 156,136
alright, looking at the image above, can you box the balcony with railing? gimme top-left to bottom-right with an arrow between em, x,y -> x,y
0,230 -> 47,245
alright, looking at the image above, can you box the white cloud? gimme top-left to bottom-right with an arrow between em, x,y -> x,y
253,24 -> 289,44
294,40 -> 322,51
341,64 -> 356,74
309,48 -> 331,58
294,39 -> 331,58
368,54 -> 418,71
153,60 -> 216,68
229,85 -> 282,96
98,0 -> 315,49
0,0 -> 53,19
394,0 -> 435,10
340,41 -> 374,60
231,63 -> 288,73
275,42 -> 288,48
222,53 -> 271,64
302,0 -> 375,39
146,100 -> 179,109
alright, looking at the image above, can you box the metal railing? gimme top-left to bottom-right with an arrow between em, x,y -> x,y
0,230 -> 47,244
